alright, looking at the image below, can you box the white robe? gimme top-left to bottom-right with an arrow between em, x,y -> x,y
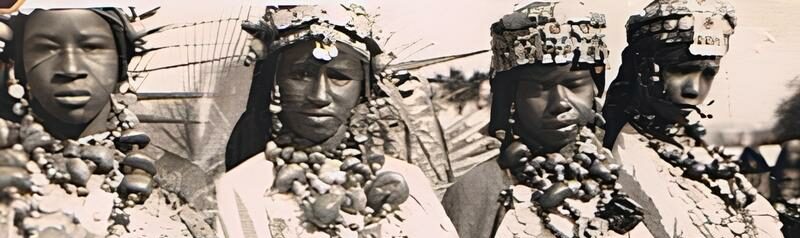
611,124 -> 783,238
215,152 -> 458,238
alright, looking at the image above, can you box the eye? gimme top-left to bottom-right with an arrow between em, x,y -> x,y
289,68 -> 308,80
563,78 -> 590,89
327,70 -> 353,86
82,43 -> 104,52
702,66 -> 719,78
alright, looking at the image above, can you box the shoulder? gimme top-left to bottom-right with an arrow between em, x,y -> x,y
217,152 -> 274,190
444,159 -> 511,199
441,160 -> 512,238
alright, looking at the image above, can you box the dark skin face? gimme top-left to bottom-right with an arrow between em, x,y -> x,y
276,40 -> 365,144
661,58 -> 720,112
509,64 -> 597,153
22,10 -> 118,137
776,140 -> 800,202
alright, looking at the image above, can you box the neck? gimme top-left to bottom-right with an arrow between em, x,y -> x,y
318,125 -> 349,151
276,124 -> 351,153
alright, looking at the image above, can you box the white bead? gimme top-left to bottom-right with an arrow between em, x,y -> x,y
8,84 -> 24,99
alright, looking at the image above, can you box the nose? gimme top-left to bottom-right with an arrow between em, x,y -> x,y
545,86 -> 573,116
680,74 -> 701,99
55,49 -> 88,82
306,69 -> 332,107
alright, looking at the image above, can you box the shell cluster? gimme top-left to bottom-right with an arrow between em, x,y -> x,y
497,126 -> 644,235
650,139 -> 759,209
265,99 -> 410,234
1,77 -> 157,236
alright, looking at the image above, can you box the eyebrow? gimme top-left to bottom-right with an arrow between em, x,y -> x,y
80,33 -> 115,41
25,32 -> 58,41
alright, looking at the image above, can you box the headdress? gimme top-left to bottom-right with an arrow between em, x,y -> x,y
490,0 -> 608,73
243,3 -> 381,63
626,0 -> 737,56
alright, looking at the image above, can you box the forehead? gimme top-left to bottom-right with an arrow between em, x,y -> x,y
23,9 -> 112,38
278,40 -> 368,65
500,64 -> 592,83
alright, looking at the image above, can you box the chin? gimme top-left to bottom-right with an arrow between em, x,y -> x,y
288,121 -> 341,142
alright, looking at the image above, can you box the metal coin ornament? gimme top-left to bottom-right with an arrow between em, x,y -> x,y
311,41 -> 339,62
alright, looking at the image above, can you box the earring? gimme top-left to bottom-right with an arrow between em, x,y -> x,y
270,82 -> 283,134
508,102 -> 516,125
650,62 -> 661,83
7,66 -> 29,116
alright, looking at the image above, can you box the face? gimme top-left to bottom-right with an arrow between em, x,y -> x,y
22,10 -> 119,124
509,64 -> 597,152
776,140 -> 800,201
661,58 -> 720,111
276,40 -> 365,143
478,79 -> 491,108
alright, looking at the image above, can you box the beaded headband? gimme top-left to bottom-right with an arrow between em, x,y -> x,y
627,0 -> 737,56
260,4 -> 377,61
490,0 -> 608,73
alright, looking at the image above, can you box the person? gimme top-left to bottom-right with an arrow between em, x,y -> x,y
441,1 -> 651,237
216,4 -> 457,237
602,0 -> 783,237
0,5 -> 199,237
768,140 -> 800,236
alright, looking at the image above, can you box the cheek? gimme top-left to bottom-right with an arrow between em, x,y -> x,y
663,77 -> 684,95
276,79 -> 308,100
699,78 -> 713,96
515,97 -> 547,123
329,81 -> 362,107
85,55 -> 119,90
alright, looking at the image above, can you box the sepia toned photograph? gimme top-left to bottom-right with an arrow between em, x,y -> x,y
0,0 -> 798,237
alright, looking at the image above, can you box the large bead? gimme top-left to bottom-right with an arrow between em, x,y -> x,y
365,172 -> 409,210
366,154 -> 385,167
122,151 -> 157,176
0,149 -> 29,168
683,162 -> 707,180
80,145 -> 115,174
0,166 -> 32,192
307,193 -> 345,227
497,142 -> 529,169
537,182 -> 574,209
289,151 -> 308,163
580,180 -> 601,202
342,187 -> 367,214
22,131 -> 54,153
589,160 -> 615,183
118,173 -> 154,202
117,130 -> 150,150
66,159 -> 91,186
273,164 -> 307,193
62,140 -> 81,158
708,160 -> 735,180
0,119 -> 12,148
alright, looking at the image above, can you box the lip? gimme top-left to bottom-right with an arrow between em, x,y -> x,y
555,124 -> 578,133
53,90 -> 92,108
541,119 -> 580,130
297,111 -> 336,117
